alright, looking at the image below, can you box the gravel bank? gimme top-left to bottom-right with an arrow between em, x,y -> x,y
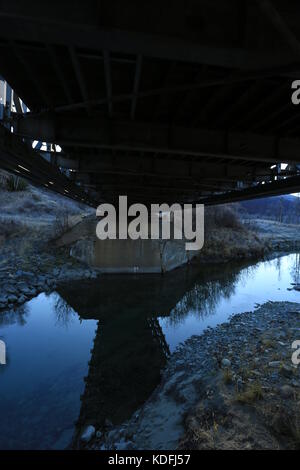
0,241 -> 100,311
0,222 -> 100,312
0,186 -> 98,311
84,302 -> 300,451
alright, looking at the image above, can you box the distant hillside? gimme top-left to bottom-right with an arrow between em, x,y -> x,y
238,195 -> 300,224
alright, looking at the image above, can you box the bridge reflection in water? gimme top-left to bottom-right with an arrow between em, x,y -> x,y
55,261 -> 249,438
1,255 -> 300,449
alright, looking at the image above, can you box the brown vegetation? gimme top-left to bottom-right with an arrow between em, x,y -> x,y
0,171 -> 28,192
196,205 -> 266,263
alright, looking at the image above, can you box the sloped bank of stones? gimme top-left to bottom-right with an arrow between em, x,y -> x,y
0,262 -> 99,311
84,302 -> 300,451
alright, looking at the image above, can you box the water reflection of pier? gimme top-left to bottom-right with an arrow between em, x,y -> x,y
55,259 -> 259,437
57,270 -> 200,431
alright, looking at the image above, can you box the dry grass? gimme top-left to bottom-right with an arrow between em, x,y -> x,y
198,224 -> 266,261
262,338 -> 276,349
0,171 -> 29,192
223,369 -> 234,385
236,382 -> 264,404
267,406 -> 300,449
54,210 -> 72,237
6,175 -> 28,192
206,205 -> 243,231
0,218 -> 27,240
193,203 -> 269,262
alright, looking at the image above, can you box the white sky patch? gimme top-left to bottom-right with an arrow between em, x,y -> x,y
32,141 -> 62,152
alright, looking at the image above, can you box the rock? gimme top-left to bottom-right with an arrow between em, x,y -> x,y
15,270 -> 24,278
18,295 -> 26,304
17,281 -> 29,290
36,282 -> 46,290
280,364 -> 294,378
244,350 -> 252,357
268,361 -> 281,368
21,287 -> 36,297
279,385 -> 294,398
252,370 -> 261,377
221,358 -> 231,368
277,331 -> 287,339
7,295 -> 18,303
80,425 -> 96,443
105,419 -> 113,428
18,271 -> 35,279
96,431 -> 102,439
107,429 -> 119,441
291,379 -> 300,387
4,285 -> 18,294
115,439 -> 133,450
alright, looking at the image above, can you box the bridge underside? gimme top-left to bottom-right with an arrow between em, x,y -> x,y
1,1 -> 300,206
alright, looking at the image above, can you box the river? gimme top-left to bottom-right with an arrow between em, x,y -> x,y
0,253 -> 300,449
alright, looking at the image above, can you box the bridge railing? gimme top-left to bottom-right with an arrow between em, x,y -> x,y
0,77 -> 28,122
0,77 -> 73,178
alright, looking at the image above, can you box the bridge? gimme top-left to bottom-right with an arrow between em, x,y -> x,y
1,1 -> 300,207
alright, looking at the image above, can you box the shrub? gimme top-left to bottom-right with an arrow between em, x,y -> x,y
0,219 -> 26,239
0,173 -> 7,190
6,175 -> 28,192
54,210 -> 71,237
271,407 -> 300,449
223,369 -> 233,385
206,205 -> 242,231
236,382 -> 263,404
32,193 -> 42,202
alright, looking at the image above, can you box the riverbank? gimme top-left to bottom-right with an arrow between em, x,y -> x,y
85,301 -> 300,450
195,218 -> 300,264
1,183 -> 300,311
0,221 -> 299,312
0,186 -> 98,311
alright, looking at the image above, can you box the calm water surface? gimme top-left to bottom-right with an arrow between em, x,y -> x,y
1,253 -> 300,449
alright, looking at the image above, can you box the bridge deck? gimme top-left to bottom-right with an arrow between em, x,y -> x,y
1,1 -> 300,205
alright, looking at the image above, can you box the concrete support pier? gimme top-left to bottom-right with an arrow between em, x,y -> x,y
56,216 -> 200,274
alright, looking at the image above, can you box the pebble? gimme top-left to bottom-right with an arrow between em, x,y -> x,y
80,425 -> 96,443
221,358 -> 231,368
280,364 -> 294,378
280,385 -> 294,398
268,361 -> 281,368
0,256 -> 99,310
89,301 -> 300,450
